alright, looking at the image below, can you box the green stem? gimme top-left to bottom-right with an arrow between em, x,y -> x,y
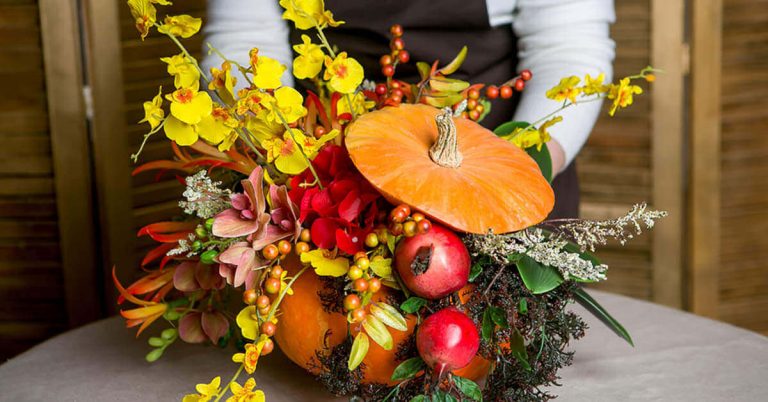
266,265 -> 309,323
157,25 -> 210,85
206,42 -> 255,87
131,118 -> 167,163
213,364 -> 244,402
511,95 -> 605,140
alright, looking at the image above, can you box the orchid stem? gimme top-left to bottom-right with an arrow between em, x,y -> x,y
131,118 -> 167,163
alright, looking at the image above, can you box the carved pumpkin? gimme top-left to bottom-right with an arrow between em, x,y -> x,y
274,256 -> 488,385
345,104 -> 554,234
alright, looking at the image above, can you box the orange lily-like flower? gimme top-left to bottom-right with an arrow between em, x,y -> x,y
113,267 -> 168,336
136,220 -> 197,267
117,267 -> 176,304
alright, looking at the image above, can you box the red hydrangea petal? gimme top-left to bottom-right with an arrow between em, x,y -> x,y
338,191 -> 362,223
336,228 -> 363,255
311,218 -> 339,249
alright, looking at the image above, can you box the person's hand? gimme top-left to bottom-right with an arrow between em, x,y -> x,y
546,139 -> 566,177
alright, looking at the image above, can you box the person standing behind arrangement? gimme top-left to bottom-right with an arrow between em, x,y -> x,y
202,0 -> 616,219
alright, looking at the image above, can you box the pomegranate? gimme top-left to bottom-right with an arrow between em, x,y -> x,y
416,307 -> 480,376
394,223 -> 470,299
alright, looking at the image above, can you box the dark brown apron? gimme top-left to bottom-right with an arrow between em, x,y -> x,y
290,0 -> 579,219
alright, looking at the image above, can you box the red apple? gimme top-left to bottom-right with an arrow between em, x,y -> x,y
416,307 -> 480,376
394,223 -> 470,299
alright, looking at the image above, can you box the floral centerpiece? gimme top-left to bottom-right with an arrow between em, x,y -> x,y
118,1 -> 665,401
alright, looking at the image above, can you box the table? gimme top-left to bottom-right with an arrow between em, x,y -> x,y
1,290 -> 766,401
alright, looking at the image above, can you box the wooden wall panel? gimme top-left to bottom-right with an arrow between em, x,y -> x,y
579,0 -> 655,300
719,0 -> 768,334
0,0 -> 67,359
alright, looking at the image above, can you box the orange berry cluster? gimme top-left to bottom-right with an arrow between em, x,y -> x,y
388,204 -> 432,238
462,69 -> 533,121
344,252 -> 384,323
379,24 -> 409,78
242,288 -> 277,356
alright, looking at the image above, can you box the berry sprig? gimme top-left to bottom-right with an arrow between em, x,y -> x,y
388,203 -> 432,238
459,69 -> 533,122
375,25 -> 414,107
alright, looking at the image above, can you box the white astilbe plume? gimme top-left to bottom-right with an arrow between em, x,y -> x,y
464,204 -> 667,282
546,203 -> 667,252
178,170 -> 231,219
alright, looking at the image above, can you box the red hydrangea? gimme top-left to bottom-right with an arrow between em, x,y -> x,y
288,144 -> 381,255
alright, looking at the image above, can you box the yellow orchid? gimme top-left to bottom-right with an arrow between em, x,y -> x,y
231,335 -> 270,374
161,54 -> 201,90
197,106 -> 237,146
293,34 -> 325,79
235,89 -> 267,116
582,73 -> 608,96
209,61 -> 238,102
166,88 -> 213,125
262,130 -> 310,175
293,128 -> 339,157
546,76 -> 582,103
252,55 -> 286,90
227,378 -> 265,402
323,52 -> 364,94
182,376 -> 221,402
158,14 -> 202,38
164,116 -> 198,146
264,87 -> 307,124
300,248 -> 350,277
502,117 -> 561,151
246,109 -> 284,145
337,92 -> 375,119
279,0 -> 343,30
608,78 -> 643,116
126,0 -> 156,40
139,87 -> 164,129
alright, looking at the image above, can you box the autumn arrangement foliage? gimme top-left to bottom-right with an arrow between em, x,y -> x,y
117,1 -> 664,401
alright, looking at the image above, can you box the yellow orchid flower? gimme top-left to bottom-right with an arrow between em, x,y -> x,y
126,0 -> 156,40
264,87 -> 307,124
293,128 -> 339,157
279,0 -> 343,30
161,54 -> 201,90
546,76 -> 582,103
323,52 -> 364,94
182,376 -> 221,402
236,307 -> 278,341
197,107 -> 237,146
158,14 -> 202,38
503,117 -> 561,151
139,86 -> 164,129
231,335 -> 270,374
246,109 -> 284,145
235,89 -> 267,116
209,61 -> 237,103
582,73 -> 608,95
300,248 -> 350,277
293,34 -> 325,79
262,130 -> 310,175
227,378 -> 265,402
608,78 -> 643,116
164,115 -> 198,146
252,55 -> 286,90
337,91 -> 375,119
166,87 -> 213,125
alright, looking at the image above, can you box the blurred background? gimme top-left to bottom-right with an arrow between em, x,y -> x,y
0,0 -> 765,360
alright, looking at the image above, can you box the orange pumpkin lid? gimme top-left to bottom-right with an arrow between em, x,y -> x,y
345,104 -> 554,234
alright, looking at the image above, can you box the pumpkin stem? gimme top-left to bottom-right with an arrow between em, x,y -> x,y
429,107 -> 463,168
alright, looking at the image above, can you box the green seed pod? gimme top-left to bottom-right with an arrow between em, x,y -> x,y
191,240 -> 203,251
194,226 -> 208,239
205,218 -> 215,232
161,328 -> 178,340
145,348 -> 164,362
148,337 -> 165,347
200,249 -> 219,265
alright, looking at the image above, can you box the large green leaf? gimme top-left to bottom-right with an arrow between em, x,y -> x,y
400,297 -> 428,314
363,315 -> 394,350
453,376 -> 483,401
494,121 -> 553,182
348,332 -> 369,370
391,357 -> 426,381
509,328 -> 531,371
515,254 -> 564,294
573,287 -> 634,346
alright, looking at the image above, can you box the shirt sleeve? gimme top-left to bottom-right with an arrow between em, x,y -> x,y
202,0 -> 294,90
511,0 -> 616,170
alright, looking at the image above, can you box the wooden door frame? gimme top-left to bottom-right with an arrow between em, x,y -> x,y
38,0 -> 102,326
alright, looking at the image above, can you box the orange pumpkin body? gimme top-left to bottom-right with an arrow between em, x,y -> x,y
345,104 -> 554,234
275,257 -> 489,385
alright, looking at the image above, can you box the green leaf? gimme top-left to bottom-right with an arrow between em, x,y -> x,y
515,254 -> 564,294
370,257 -> 393,279
145,348 -> 164,362
518,298 -> 528,314
148,337 -> 165,347
481,308 -> 493,341
348,332 -> 370,370
416,62 -> 432,81
387,234 -> 401,255
391,357 -> 426,381
370,302 -> 408,331
429,77 -> 470,92
363,315 -> 394,350
493,121 -> 552,182
453,376 -> 483,401
573,287 -> 634,346
509,328 -> 530,371
400,297 -> 428,314
438,46 -> 468,75
488,306 -> 509,329
432,389 -> 458,402
468,262 -> 483,283
410,396 -> 428,402
525,144 -> 553,182
476,98 -> 492,122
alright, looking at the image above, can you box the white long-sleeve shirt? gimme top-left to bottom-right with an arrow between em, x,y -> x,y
202,0 -> 615,170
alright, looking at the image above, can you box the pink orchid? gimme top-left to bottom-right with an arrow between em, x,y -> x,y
178,311 -> 229,344
212,167 -> 271,238
217,242 -> 265,289
173,261 -> 225,292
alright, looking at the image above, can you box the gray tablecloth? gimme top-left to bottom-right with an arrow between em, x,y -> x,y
1,290 -> 766,401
